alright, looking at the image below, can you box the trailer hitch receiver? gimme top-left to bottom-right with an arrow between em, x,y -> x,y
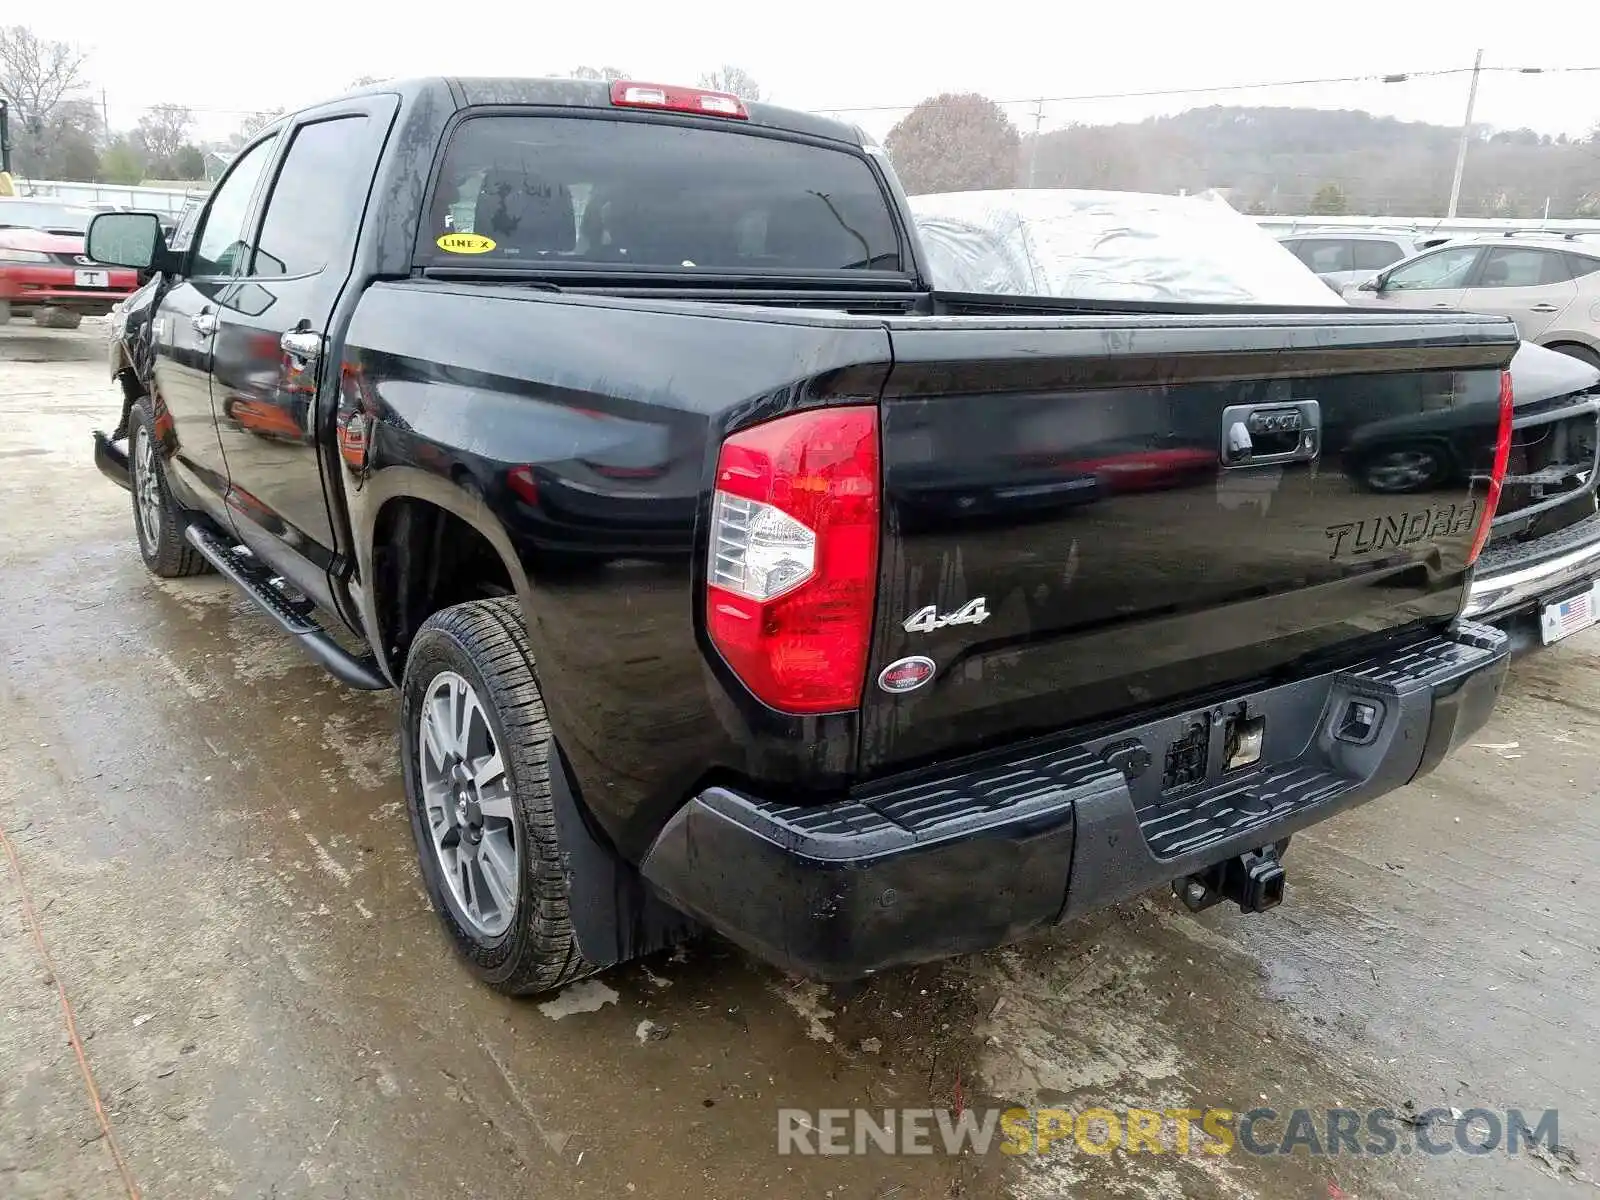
1175,844 -> 1287,915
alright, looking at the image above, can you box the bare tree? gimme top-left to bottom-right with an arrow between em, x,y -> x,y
0,25 -> 88,176
229,107 -> 284,148
697,65 -> 762,102
134,103 -> 193,167
348,75 -> 386,88
885,94 -> 1020,195
571,65 -> 629,83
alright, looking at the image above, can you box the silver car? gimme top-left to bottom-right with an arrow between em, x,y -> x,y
1278,229 -> 1431,292
1343,233 -> 1600,370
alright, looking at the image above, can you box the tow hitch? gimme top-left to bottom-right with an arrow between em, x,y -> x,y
1175,844 -> 1287,914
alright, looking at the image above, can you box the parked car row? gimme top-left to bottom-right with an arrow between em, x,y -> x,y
0,196 -> 146,327
1340,233 -> 1600,369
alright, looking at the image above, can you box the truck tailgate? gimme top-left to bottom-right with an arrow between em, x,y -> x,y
863,311 -> 1516,776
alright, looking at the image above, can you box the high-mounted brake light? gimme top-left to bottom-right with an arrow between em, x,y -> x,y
610,80 -> 749,120
706,408 -> 880,714
1467,369 -> 1515,567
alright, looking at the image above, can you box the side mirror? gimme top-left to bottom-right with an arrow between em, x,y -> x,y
86,211 -> 175,272
1357,276 -> 1381,293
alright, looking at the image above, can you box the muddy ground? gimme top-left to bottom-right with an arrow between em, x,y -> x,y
2,323 -> 1597,1200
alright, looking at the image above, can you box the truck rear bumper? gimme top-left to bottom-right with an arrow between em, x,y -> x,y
1465,510 -> 1600,622
640,621 -> 1509,981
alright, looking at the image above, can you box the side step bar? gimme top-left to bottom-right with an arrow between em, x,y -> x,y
183,524 -> 391,691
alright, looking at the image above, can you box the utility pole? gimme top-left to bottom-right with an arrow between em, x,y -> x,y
101,88 -> 110,138
1026,100 -> 1043,188
1446,49 -> 1483,219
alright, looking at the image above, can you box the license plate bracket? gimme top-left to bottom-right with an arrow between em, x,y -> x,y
1539,580 -> 1600,645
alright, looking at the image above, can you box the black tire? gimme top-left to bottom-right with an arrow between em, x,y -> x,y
400,597 -> 594,996
127,398 -> 211,578
1549,343 -> 1600,371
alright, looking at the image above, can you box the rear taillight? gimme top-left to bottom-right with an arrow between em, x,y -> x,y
706,408 -> 879,714
610,80 -> 748,120
1467,369 -> 1515,567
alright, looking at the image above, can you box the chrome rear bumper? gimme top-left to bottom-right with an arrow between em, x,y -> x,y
1466,510 -> 1600,619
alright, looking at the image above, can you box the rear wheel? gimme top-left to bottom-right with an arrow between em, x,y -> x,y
400,597 -> 595,996
1549,343 -> 1600,371
127,398 -> 210,578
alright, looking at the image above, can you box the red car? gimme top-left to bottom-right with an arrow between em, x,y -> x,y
0,226 -> 139,328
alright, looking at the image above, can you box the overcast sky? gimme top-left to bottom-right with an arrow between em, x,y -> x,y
42,0 -> 1600,144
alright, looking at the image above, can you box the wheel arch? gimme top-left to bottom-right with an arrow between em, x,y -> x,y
1537,336 -> 1600,366
356,467 -> 533,684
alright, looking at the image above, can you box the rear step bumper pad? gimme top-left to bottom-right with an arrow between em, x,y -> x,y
640,622 -> 1509,981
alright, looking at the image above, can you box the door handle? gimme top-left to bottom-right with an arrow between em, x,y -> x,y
1220,401 -> 1321,468
192,310 -> 217,336
280,329 -> 324,369
1529,303 -> 1561,313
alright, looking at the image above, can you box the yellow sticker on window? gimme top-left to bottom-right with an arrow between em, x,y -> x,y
436,233 -> 496,254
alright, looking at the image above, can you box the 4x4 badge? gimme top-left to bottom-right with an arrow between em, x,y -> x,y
903,598 -> 990,634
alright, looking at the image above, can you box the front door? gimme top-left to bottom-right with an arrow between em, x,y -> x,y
208,103 -> 393,614
148,135 -> 277,520
1356,243 -> 1482,311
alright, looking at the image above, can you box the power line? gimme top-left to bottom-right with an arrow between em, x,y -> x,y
809,63 -> 1600,116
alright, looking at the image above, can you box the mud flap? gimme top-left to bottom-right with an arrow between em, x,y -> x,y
546,738 -> 699,968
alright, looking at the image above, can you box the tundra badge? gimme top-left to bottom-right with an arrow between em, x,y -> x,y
903,598 -> 990,634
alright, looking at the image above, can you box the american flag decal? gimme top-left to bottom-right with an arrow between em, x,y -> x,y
1555,592 -> 1595,636
1542,583 -> 1600,645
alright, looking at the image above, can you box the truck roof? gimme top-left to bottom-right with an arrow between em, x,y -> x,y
332,76 -> 870,149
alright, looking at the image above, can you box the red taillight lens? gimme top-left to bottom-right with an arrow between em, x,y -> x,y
609,80 -> 748,120
1467,369 -> 1515,567
707,407 -> 880,714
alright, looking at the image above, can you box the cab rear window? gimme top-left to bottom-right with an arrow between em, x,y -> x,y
420,115 -> 903,274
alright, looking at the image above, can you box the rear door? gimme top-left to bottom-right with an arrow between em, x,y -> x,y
208,98 -> 395,613
1459,245 -> 1579,339
861,312 -> 1514,775
148,134 -> 277,519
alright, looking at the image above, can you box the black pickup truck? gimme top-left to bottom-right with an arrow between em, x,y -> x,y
87,77 -> 1516,994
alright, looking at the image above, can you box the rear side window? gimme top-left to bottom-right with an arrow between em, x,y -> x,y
1475,247 -> 1572,288
252,116 -> 374,278
420,115 -> 903,274
1352,240 -> 1405,271
1297,240 -> 1354,274
1566,253 -> 1600,280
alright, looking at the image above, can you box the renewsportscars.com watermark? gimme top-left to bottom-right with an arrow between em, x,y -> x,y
777,1106 -> 1561,1158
